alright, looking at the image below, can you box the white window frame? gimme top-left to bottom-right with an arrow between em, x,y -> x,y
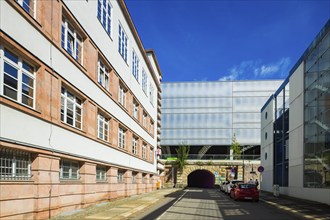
97,113 -> 109,141
61,87 -> 83,129
118,127 -> 126,149
132,50 -> 139,81
97,0 -> 112,37
149,147 -> 154,162
98,61 -> 109,90
142,112 -> 147,127
142,174 -> 146,183
142,145 -> 146,159
132,137 -> 138,155
117,170 -> 125,183
119,85 -> 126,107
0,47 -> 36,109
133,100 -> 139,119
17,0 -> 37,18
149,83 -> 154,106
150,120 -> 154,135
60,160 -> 79,180
118,24 -> 128,62
96,166 -> 107,181
142,69 -> 147,95
61,18 -> 83,64
0,148 -> 31,180
132,172 -> 137,183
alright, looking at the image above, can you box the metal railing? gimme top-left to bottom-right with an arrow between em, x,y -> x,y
160,154 -> 260,161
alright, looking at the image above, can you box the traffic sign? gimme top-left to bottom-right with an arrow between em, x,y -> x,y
258,166 -> 264,173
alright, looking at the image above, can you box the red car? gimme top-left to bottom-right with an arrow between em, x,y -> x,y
230,183 -> 259,202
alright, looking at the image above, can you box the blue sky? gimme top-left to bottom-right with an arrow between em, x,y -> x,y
125,0 -> 330,82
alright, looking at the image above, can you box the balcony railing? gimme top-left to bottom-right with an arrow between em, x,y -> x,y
160,154 -> 260,161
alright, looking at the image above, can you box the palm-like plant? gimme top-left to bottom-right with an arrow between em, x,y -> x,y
176,144 -> 190,169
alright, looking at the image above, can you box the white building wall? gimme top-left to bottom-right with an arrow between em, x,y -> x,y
288,63 -> 305,195
62,0 -> 157,123
260,100 -> 275,192
0,0 -> 158,172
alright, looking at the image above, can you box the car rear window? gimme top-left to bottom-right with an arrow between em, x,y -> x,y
232,181 -> 243,184
239,184 -> 256,189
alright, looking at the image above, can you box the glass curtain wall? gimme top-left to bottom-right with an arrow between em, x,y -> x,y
304,30 -> 330,188
274,84 -> 290,186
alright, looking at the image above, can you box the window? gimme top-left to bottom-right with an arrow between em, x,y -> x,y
0,148 -> 31,180
118,24 -> 128,62
61,17 -> 83,63
98,61 -> 109,90
118,127 -> 126,149
96,166 -> 107,181
132,172 -> 137,183
142,174 -> 146,183
149,175 -> 153,183
142,144 -> 146,159
142,112 -> 147,127
1,48 -> 36,108
149,83 -> 154,105
142,69 -> 147,94
150,120 -> 154,135
97,113 -> 109,141
60,160 -> 79,180
61,87 -> 83,129
16,0 -> 35,17
149,147 -> 153,162
117,170 -> 125,183
119,85 -> 126,107
97,0 -> 112,36
132,137 -> 138,155
132,50 -> 139,81
133,100 -> 139,119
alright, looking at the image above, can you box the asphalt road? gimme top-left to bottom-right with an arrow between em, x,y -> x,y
136,188 -> 303,220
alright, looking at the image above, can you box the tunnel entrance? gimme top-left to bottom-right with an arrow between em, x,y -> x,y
187,169 -> 215,188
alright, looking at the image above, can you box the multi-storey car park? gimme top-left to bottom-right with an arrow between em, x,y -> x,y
0,0 -> 162,219
160,80 -> 283,186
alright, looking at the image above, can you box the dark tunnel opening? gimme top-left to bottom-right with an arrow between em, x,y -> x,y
187,169 -> 215,188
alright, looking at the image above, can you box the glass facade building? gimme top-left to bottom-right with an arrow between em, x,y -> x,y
261,19 -> 330,204
304,27 -> 330,188
161,80 -> 283,156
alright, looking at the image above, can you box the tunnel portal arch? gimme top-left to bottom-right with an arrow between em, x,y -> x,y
187,169 -> 215,188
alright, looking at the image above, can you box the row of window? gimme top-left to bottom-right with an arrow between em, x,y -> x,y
13,0 -> 157,133
0,148 -> 153,183
60,86 -> 155,161
16,0 -> 155,107
95,0 -> 155,106
0,45 -> 154,162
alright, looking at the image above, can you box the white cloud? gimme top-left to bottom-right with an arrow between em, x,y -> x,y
219,57 -> 291,81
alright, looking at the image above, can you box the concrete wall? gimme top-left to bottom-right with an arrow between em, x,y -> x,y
260,99 -> 275,192
287,63 -> 305,196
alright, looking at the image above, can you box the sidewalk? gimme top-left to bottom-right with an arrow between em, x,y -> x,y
51,188 -> 181,220
260,191 -> 330,220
